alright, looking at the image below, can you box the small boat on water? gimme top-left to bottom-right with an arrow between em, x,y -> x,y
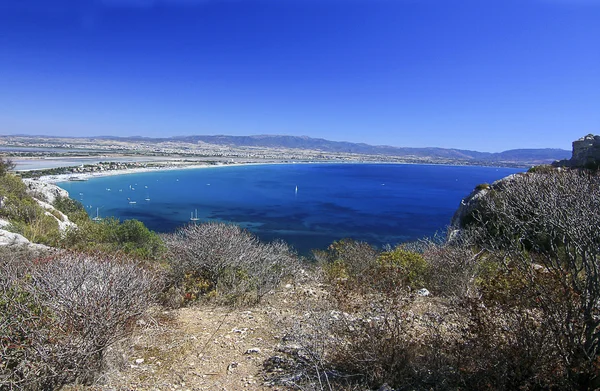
190,209 -> 200,221
92,207 -> 102,222
127,198 -> 137,204
69,177 -> 87,182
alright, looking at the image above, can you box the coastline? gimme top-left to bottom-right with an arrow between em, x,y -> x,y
30,160 -> 525,184
31,162 -> 254,184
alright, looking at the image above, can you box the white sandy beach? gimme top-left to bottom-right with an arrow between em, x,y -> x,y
30,161 -> 289,184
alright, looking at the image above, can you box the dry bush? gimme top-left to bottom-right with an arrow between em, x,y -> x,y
472,169 -> 600,389
452,270 -> 569,390
421,227 -> 488,299
1,250 -> 160,390
270,282 -> 465,390
163,221 -> 299,305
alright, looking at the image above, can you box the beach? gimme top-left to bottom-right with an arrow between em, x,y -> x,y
30,161 -> 259,184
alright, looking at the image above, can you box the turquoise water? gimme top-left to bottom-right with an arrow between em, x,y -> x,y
58,164 -> 521,253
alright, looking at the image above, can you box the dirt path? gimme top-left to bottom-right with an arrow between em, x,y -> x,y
82,285 -> 316,391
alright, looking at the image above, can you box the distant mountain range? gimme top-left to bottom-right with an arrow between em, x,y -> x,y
10,133 -> 571,166
106,134 -> 568,165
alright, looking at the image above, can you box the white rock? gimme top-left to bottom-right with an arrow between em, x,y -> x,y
245,348 -> 261,354
34,198 -> 77,232
135,358 -> 145,365
417,288 -> 431,297
0,230 -> 31,246
23,179 -> 69,204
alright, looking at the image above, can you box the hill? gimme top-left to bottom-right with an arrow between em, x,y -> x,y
99,134 -> 570,165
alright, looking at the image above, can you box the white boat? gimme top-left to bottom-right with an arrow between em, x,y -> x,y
190,209 -> 200,221
92,207 -> 102,221
127,198 -> 137,204
295,185 -> 298,195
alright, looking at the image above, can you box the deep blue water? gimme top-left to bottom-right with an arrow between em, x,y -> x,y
58,164 -> 521,254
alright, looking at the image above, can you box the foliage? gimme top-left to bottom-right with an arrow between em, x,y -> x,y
527,164 -> 557,174
377,246 -> 429,290
62,217 -> 166,260
316,239 -> 378,282
0,248 -> 160,390
163,221 -> 299,305
471,169 -> 600,388
0,174 -> 63,246
0,157 -> 15,176
52,195 -> 89,224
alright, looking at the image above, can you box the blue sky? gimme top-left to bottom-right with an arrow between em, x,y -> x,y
0,0 -> 598,152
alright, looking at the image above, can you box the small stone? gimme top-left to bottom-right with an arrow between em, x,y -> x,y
227,362 -> 239,373
417,288 -> 430,297
135,358 -> 145,365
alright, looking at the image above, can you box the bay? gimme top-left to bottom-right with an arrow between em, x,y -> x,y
58,163 -> 522,254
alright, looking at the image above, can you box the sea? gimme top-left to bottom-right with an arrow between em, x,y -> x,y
57,163 -> 522,254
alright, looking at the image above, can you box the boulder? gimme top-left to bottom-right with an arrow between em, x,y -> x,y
34,198 -> 77,232
22,179 -> 69,204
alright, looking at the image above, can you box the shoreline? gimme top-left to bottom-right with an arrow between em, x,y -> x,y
31,162 -> 254,184
30,160 -> 525,184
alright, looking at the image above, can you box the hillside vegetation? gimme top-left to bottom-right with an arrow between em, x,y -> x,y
1,159 -> 599,390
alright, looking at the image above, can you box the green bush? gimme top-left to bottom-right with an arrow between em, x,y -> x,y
62,217 -> 165,260
316,238 -> 378,282
52,195 -> 89,224
377,247 -> 429,290
527,164 -> 557,174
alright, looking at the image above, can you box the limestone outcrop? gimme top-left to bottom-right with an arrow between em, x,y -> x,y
0,178 -> 77,249
23,179 -> 70,204
451,173 -> 521,229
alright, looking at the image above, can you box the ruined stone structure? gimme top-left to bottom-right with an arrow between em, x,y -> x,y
553,134 -> 600,168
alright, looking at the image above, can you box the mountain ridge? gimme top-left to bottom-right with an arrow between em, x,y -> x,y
3,134 -> 571,165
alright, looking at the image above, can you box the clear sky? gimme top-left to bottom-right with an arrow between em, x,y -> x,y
0,0 -> 598,152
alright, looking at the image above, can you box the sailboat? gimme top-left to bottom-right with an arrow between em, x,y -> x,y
92,207 -> 102,222
190,209 -> 200,221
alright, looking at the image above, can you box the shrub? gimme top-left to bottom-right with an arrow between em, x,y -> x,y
0,249 -> 160,390
0,157 -> 15,176
163,221 -> 299,305
316,239 -> 378,282
52,195 -> 89,224
470,169 -> 600,389
527,164 -> 557,174
61,217 -> 165,260
376,246 -> 429,290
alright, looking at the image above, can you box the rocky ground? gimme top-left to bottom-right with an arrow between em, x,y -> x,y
66,283 -> 325,391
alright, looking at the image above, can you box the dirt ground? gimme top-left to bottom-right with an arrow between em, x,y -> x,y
77,285 -> 321,391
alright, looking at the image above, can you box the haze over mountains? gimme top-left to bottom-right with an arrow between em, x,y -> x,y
98,134 -> 570,164
3,133 -> 571,167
